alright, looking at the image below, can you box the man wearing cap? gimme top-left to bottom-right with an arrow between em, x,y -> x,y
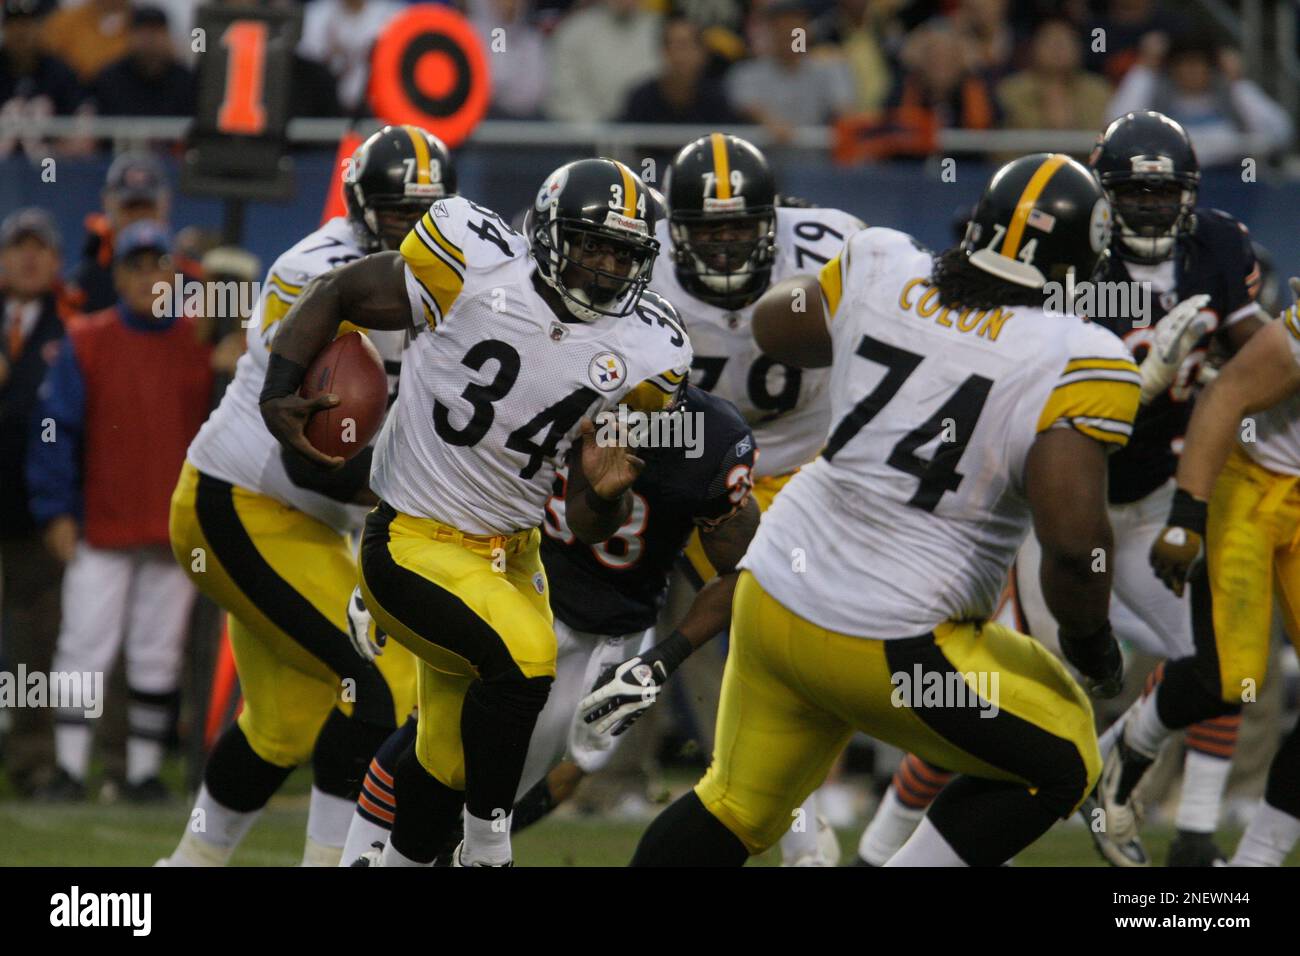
0,0 -> 87,158
26,220 -> 212,801
92,5 -> 196,118
73,152 -> 171,314
0,208 -> 69,795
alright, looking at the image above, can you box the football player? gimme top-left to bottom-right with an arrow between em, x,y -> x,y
159,125 -> 452,867
339,382 -> 760,864
631,153 -> 1141,867
259,158 -> 692,867
855,111 -> 1268,868
1108,290 -> 1300,867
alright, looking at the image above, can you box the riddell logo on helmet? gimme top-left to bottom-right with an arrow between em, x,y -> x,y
1130,155 -> 1175,174
703,197 -> 745,213
603,212 -> 648,236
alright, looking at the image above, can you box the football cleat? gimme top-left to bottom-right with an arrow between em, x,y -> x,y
349,841 -> 386,867
1088,737 -> 1154,867
451,841 -> 513,867
1167,830 -> 1227,867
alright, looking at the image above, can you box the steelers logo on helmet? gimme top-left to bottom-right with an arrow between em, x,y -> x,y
963,152 -> 1109,289
529,158 -> 660,323
589,351 -> 627,392
667,133 -> 777,311
344,124 -> 457,253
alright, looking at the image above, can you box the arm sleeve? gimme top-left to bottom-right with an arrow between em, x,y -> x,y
280,444 -> 374,503
26,334 -> 84,525
694,425 -> 757,528
399,198 -> 469,329
1035,348 -> 1142,450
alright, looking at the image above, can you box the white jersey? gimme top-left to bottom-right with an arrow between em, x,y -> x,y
372,196 -> 693,535
1239,307 -> 1300,476
188,218 -> 407,533
741,228 -> 1141,638
650,205 -> 865,477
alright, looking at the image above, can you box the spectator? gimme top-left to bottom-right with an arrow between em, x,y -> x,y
725,0 -> 854,143
92,6 -> 197,117
27,221 -> 212,802
0,208 -> 68,797
298,0 -> 402,113
951,0 -> 1017,80
671,0 -> 753,73
470,0 -> 548,119
888,18 -> 998,132
1085,0 -> 1186,84
41,0 -> 132,84
622,15 -> 737,124
0,0 -> 87,158
1106,30 -> 1294,168
72,152 -> 171,314
997,17 -> 1111,152
810,0 -> 895,113
546,0 -> 661,123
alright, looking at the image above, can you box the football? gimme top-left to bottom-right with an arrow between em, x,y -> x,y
299,330 -> 388,461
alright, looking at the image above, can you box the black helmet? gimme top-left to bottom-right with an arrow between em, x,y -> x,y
1089,111 -> 1199,265
528,158 -> 660,322
343,124 -> 457,252
961,152 -> 1111,288
666,133 -> 776,310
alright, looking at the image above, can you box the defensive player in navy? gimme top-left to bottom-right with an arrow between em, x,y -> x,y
259,158 -> 691,867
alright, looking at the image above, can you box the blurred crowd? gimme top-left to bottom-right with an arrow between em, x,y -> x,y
0,0 -> 1295,163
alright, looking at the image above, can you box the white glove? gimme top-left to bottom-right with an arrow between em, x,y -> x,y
579,656 -> 666,737
346,586 -> 386,661
1139,293 -> 1213,404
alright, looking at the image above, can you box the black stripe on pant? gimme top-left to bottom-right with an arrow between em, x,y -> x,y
193,472 -> 396,728
360,502 -> 526,682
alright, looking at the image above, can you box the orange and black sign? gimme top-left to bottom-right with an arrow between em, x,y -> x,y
367,6 -> 489,148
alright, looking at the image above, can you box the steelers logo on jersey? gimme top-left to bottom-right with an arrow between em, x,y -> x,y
589,352 -> 627,391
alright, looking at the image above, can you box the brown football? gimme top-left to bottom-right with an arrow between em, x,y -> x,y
299,331 -> 388,461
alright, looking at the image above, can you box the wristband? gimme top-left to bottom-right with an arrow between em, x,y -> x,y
648,629 -> 694,678
1167,488 -> 1208,537
583,483 -> 623,515
260,352 -> 308,404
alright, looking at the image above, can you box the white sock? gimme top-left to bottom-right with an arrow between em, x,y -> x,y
1097,719 -> 1123,760
885,815 -> 968,867
164,785 -> 262,866
380,840 -> 430,867
340,811 -> 392,867
859,786 -> 925,865
462,810 -> 512,866
1229,801 -> 1300,867
1124,692 -> 1170,758
1175,749 -> 1232,833
304,786 -> 354,860
302,838 -> 343,867
55,723 -> 93,780
126,737 -> 164,784
779,794 -> 820,865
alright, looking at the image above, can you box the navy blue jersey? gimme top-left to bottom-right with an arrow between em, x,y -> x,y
541,386 -> 756,634
1091,208 -> 1262,503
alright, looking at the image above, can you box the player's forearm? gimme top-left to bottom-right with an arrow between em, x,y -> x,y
1039,523 -> 1113,639
1174,374 -> 1251,501
674,572 -> 739,650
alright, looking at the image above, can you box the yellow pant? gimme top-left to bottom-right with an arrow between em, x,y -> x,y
169,461 -> 416,767
1205,446 -> 1300,702
357,503 -> 555,790
683,470 -> 795,582
697,571 -> 1101,853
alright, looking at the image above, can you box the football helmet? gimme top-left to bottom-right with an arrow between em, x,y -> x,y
528,158 -> 660,322
962,152 -> 1111,288
1090,111 -> 1200,265
343,124 -> 457,252
666,133 -> 776,310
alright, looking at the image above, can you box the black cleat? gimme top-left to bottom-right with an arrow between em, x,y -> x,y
34,767 -> 86,803
121,776 -> 173,804
1167,830 -> 1227,867
350,842 -> 385,867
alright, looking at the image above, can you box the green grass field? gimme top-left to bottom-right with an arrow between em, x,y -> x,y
5,764 -> 1291,866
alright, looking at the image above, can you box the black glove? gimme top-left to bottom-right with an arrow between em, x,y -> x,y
1059,622 -> 1124,700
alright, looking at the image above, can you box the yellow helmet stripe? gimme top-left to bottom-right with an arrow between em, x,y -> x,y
614,161 -> 638,219
711,132 -> 731,200
1000,153 -> 1069,260
403,125 -> 430,184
